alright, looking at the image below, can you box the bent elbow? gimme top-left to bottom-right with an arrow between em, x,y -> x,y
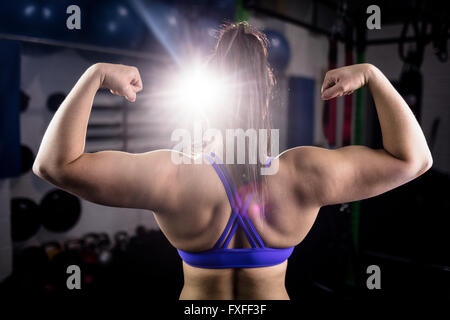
422,153 -> 433,173
405,153 -> 433,178
32,161 -> 68,186
32,161 -> 48,179
32,162 -> 57,183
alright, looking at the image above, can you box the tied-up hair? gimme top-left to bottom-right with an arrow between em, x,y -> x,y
211,22 -> 275,132
205,22 -> 277,223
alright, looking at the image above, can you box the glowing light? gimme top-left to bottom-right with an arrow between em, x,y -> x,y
249,203 -> 262,217
172,66 -> 224,114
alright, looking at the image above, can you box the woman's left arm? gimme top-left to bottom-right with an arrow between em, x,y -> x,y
33,63 -> 183,212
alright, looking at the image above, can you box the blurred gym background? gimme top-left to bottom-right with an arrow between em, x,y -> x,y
0,0 -> 448,301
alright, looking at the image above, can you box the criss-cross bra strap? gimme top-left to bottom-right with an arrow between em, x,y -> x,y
205,153 -> 266,249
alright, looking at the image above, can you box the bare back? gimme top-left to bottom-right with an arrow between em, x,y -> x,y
152,155 -> 320,300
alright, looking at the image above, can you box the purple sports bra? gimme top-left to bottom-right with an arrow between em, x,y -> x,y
176,152 -> 294,269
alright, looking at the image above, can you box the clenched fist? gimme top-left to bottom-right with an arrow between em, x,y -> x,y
321,63 -> 374,100
93,63 -> 143,102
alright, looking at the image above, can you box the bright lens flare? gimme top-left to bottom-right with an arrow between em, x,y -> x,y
173,67 -> 223,113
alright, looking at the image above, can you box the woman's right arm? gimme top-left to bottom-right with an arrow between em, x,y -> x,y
285,63 -> 433,207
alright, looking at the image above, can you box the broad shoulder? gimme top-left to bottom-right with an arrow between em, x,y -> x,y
276,146 -> 330,206
153,151 -> 227,215
278,146 -> 329,169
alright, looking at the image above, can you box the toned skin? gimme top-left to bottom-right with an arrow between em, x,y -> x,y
33,63 -> 432,300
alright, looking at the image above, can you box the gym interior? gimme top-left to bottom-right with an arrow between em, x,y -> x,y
0,0 -> 448,306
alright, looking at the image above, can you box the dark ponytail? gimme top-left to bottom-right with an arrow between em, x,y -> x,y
206,22 -> 276,224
